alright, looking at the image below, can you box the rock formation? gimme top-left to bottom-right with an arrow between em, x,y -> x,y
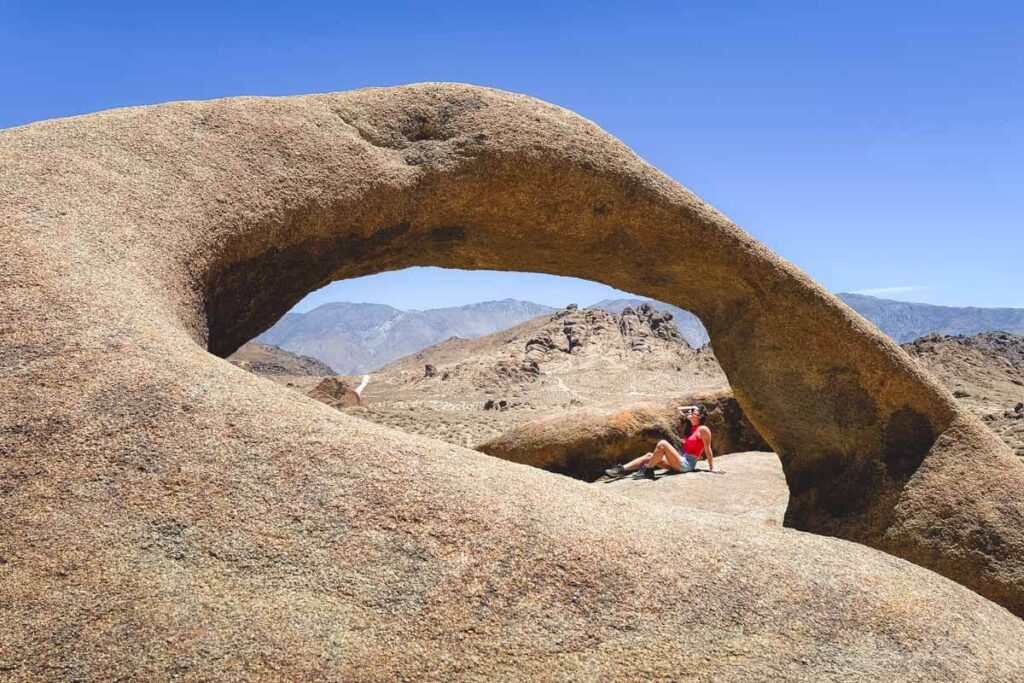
228,341 -> 337,376
3,83 -> 1024,678
903,332 -> 1024,458
618,302 -> 685,351
306,376 -> 361,408
347,304 -> 719,448
478,390 -> 768,480
594,297 -> 711,346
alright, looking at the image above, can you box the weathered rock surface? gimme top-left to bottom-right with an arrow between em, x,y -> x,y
598,451 -> 789,527
526,305 -> 666,361
3,84 -> 1024,679
618,302 -> 685,351
478,390 -> 768,480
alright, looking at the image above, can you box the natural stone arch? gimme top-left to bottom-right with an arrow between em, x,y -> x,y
193,84 -> 1023,609
3,84 -> 1024,678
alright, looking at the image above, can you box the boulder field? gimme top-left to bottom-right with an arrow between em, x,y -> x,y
3,83 -> 1024,679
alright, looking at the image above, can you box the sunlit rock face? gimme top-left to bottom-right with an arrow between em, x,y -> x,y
3,83 -> 1024,680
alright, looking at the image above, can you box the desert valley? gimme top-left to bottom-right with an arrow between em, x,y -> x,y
231,297 -> 1024,461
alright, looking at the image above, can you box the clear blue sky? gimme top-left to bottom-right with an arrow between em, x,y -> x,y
4,1 -> 1021,310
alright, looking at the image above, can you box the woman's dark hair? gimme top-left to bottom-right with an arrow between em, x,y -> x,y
682,406 -> 708,437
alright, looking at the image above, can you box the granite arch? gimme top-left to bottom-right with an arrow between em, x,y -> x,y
3,83 -> 1024,678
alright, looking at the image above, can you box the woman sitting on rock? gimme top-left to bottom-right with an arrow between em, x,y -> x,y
604,405 -> 716,479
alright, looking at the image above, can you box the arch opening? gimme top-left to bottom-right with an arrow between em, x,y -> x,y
226,267 -> 766,478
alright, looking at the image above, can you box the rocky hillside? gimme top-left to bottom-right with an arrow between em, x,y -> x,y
903,332 -> 1024,457
255,299 -> 554,374
351,303 -> 727,447
841,293 -> 1024,342
228,342 -> 336,375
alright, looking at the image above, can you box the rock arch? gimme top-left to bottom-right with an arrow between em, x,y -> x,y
199,85 -> 1024,607
3,84 -> 1024,677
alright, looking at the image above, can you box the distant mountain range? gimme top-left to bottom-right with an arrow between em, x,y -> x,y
593,294 -> 1024,347
255,299 -> 554,374
836,293 -> 1024,342
254,294 -> 1024,374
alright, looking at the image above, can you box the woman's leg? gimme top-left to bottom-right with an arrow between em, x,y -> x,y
651,440 -> 684,472
622,452 -> 654,471
610,440 -> 683,475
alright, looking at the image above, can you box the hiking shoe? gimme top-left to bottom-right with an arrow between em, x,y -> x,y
604,464 -> 627,478
631,466 -> 656,480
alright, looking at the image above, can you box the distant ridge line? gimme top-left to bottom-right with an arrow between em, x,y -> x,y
258,294 -> 1024,372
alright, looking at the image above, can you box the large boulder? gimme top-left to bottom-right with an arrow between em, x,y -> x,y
3,84 -> 1024,678
478,390 -> 768,480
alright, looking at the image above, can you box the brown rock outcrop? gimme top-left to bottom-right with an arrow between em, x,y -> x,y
3,84 -> 1024,678
307,376 -> 361,408
478,390 -> 768,480
619,302 -> 685,351
228,341 -> 337,376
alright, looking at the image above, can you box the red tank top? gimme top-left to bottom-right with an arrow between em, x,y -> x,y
683,429 -> 705,457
